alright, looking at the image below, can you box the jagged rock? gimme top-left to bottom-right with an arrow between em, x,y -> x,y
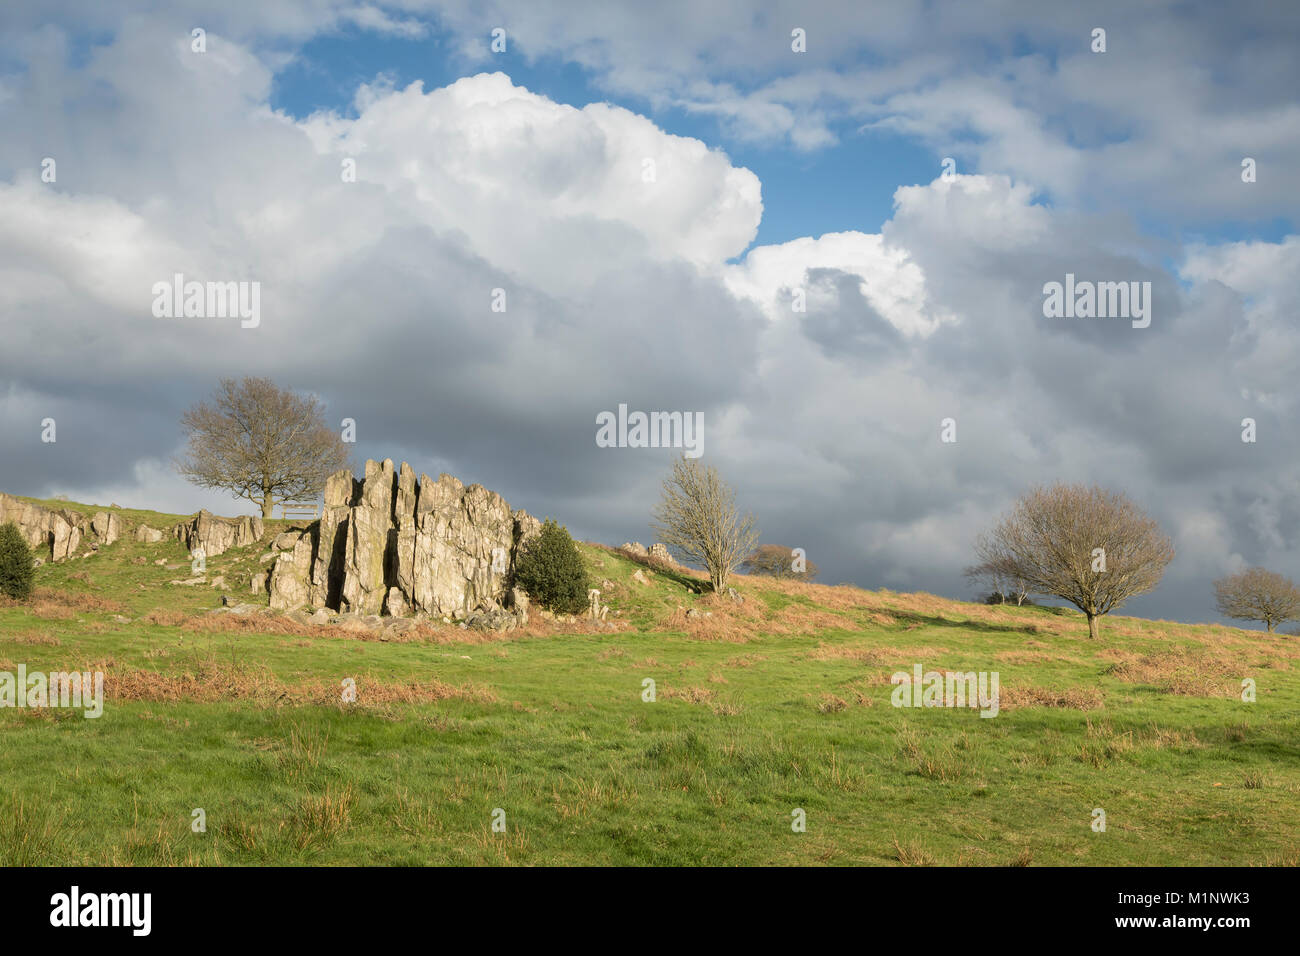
727,587 -> 744,604
632,569 -> 650,585
272,531 -> 301,551
259,551 -> 277,563
384,586 -> 409,618
514,509 -> 542,547
648,543 -> 673,564
135,524 -> 164,543
338,615 -> 384,635
340,459 -> 396,614
621,542 -> 648,557
508,586 -> 530,626
0,493 -> 83,561
273,459 -> 536,619
171,510 -> 264,560
268,533 -> 314,611
250,571 -> 269,594
90,512 -> 121,546
465,606 -> 516,632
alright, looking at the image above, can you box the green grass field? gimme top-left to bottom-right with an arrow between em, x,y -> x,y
1,497 -> 1296,866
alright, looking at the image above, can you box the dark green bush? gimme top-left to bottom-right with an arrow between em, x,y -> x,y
513,519 -> 588,613
0,522 -> 36,601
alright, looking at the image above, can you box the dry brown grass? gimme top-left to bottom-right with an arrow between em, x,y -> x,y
68,655 -> 496,708
143,609 -> 186,626
2,630 -> 62,646
806,642 -> 890,664
1102,647 -> 1242,697
892,838 -> 937,866
817,693 -> 849,713
29,587 -> 126,615
998,684 -> 1104,710
658,684 -> 741,715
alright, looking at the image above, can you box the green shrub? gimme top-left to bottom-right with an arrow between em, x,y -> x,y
0,523 -> 36,601
514,519 -> 588,613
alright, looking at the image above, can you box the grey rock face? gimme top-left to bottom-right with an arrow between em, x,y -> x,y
171,510 -> 264,559
0,496 -> 125,559
269,459 -> 538,619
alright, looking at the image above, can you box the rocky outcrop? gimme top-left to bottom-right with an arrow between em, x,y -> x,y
171,510 -> 264,559
135,524 -> 164,543
622,541 -> 674,564
0,493 -> 133,561
269,459 -> 538,618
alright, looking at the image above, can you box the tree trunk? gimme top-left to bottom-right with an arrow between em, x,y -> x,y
1267,620 -> 1276,633
1087,612 -> 1100,640
261,492 -> 274,519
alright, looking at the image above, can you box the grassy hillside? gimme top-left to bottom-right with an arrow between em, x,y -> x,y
0,499 -> 1296,866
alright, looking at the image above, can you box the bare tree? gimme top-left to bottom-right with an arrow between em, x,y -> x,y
742,543 -> 820,581
975,484 -> 1174,638
1214,567 -> 1300,633
964,552 -> 1028,605
177,377 -> 349,518
652,456 -> 758,593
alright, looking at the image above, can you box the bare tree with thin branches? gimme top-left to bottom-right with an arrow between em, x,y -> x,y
177,377 -> 350,518
652,456 -> 758,594
742,543 -> 820,581
974,484 -> 1174,638
964,552 -> 1029,605
1214,567 -> 1300,633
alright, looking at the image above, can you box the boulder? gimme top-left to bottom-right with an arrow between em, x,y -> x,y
172,510 -> 264,560
135,524 -> 164,543
271,531 -> 301,551
648,543 -> 673,564
465,606 -> 516,632
250,571 -> 269,594
621,542 -> 648,557
90,512 -> 121,546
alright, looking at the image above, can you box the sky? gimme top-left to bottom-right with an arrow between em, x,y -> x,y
1,0 -> 1297,627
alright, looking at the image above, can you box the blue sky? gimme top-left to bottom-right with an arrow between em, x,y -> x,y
270,27 -> 943,252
